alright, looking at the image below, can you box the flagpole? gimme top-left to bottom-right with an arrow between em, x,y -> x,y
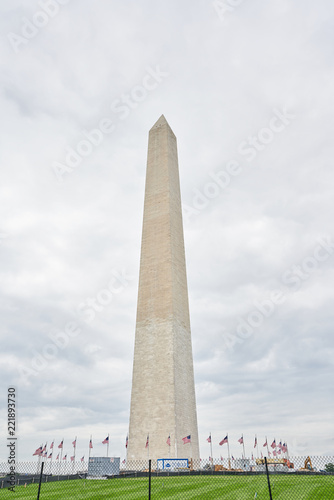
37,446 -> 42,475
60,439 -> 63,475
89,435 -> 92,460
50,449 -> 53,475
73,436 -> 76,472
126,433 -> 128,464
227,434 -> 231,470
44,444 -> 48,474
147,434 -> 149,462
256,435 -> 259,459
46,448 -> 52,474
107,434 -> 109,458
210,432 -> 213,464
169,432 -> 171,458
266,436 -> 270,458
242,434 -> 246,459
37,447 -> 41,475
43,442 -> 47,468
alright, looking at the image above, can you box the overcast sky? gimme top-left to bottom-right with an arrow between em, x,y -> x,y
1,0 -> 334,462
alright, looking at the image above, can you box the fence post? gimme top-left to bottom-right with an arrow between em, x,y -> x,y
264,457 -> 273,500
37,461 -> 44,500
148,459 -> 151,500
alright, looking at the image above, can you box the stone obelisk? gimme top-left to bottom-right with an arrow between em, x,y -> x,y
127,115 -> 199,462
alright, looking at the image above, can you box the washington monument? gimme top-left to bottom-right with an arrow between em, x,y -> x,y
127,115 -> 200,461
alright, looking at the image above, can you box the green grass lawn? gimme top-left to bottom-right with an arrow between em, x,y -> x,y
1,474 -> 333,499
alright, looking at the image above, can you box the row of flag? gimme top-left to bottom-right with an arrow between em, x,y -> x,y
139,434 -> 288,451
144,434 -> 191,448
33,434 -> 288,458
33,448 -> 84,462
34,433 -> 191,458
210,434 -> 288,453
206,434 -> 288,456
33,445 -> 84,462
33,436 -> 110,460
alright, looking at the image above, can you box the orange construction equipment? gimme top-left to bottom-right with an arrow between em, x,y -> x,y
298,456 -> 313,472
214,465 -> 229,471
256,458 -> 294,469
282,458 -> 294,469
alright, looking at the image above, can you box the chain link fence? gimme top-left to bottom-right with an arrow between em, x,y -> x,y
0,456 -> 333,498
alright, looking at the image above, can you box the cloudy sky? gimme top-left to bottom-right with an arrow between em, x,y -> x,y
1,0 -> 333,462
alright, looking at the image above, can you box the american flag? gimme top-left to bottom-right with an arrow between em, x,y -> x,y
81,456 -> 84,462
89,439 -> 93,449
263,439 -> 267,447
102,436 -> 109,444
273,450 -> 277,457
72,439 -> 76,448
122,459 -> 126,464
238,436 -> 244,445
126,435 -> 128,448
56,454 -> 59,460
63,455 -> 67,460
271,439 -> 276,449
219,435 -> 228,445
48,453 -> 52,459
33,447 -> 42,456
182,435 -> 191,444
252,454 -> 254,460
232,456 -> 235,460
58,440 -> 63,449
207,434 -> 211,443
261,452 -> 263,459
166,435 -> 171,446
42,444 -> 47,453
254,436 -> 257,448
268,451 -> 271,457
145,435 -> 149,448
43,452 -> 47,458
277,449 -> 281,455
278,441 -> 283,450
70,456 -> 75,462
50,442 -> 54,449
282,443 -> 287,453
